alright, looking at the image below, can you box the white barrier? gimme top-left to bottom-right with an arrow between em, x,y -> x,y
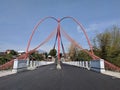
90,59 -> 105,73
63,60 -> 105,73
12,59 -> 54,73
29,61 -> 54,68
12,59 -> 28,73
63,61 -> 89,69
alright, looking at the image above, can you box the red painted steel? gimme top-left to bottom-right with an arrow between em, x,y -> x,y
57,19 -> 61,60
24,27 -> 57,59
26,17 -> 58,57
61,28 -> 120,71
18,15 -> 120,71
61,28 -> 100,59
26,16 -> 95,60
1,16 -> 120,71
60,16 -> 95,59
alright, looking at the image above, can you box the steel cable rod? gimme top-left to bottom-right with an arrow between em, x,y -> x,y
26,16 -> 58,54
25,27 -> 57,58
61,28 -> 100,59
60,16 -> 94,57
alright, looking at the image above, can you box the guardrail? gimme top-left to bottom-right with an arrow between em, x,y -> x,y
12,59 -> 105,73
12,59 -> 54,73
63,61 -> 90,69
63,59 -> 105,73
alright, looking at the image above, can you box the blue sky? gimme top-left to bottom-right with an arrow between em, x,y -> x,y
0,0 -> 120,52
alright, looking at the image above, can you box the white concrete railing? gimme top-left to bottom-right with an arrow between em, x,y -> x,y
90,59 -> 105,73
63,59 -> 105,73
12,59 -> 54,73
12,59 -> 105,73
63,61 -> 90,69
12,59 -> 28,73
29,61 -> 54,68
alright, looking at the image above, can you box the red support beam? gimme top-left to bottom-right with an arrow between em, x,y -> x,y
24,27 -> 57,59
61,28 -> 100,59
60,16 -> 95,59
1,16 -> 120,71
26,16 -> 58,57
57,19 -> 61,60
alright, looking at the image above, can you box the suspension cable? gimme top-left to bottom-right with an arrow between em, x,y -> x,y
61,28 -> 100,59
26,27 -> 57,57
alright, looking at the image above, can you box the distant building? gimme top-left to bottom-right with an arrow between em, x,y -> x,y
6,50 -> 12,54
17,50 -> 25,55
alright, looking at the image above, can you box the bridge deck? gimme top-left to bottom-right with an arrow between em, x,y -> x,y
0,64 -> 120,90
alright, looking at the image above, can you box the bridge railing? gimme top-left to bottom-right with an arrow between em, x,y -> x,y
12,59 -> 54,73
63,61 -> 90,69
62,59 -> 105,73
29,60 -> 54,68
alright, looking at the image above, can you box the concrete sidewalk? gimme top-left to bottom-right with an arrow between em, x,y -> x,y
0,70 -> 15,77
102,70 -> 120,78
0,68 -> 35,77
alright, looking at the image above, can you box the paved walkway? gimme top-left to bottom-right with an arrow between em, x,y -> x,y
0,64 -> 120,90
0,70 -> 15,77
102,70 -> 120,78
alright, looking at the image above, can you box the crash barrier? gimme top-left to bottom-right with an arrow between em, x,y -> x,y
12,59 -> 54,73
12,59 -> 28,73
63,59 -> 105,73
90,59 -> 105,73
63,61 -> 90,69
29,61 -> 54,68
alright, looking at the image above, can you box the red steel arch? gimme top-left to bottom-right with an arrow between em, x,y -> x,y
26,16 -> 94,59
26,16 -> 58,58
1,16 -> 120,71
60,16 -> 94,59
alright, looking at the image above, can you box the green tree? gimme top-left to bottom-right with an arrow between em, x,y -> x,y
30,52 -> 44,61
96,31 -> 111,59
93,25 -> 120,67
9,50 -> 18,56
68,43 -> 92,61
76,50 -> 91,61
68,44 -> 77,60
44,52 -> 48,59
0,56 -> 7,65
49,49 -> 57,57
0,54 -> 13,65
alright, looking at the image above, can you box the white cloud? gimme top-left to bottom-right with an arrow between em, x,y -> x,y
77,19 -> 120,34
76,19 -> 120,49
86,19 -> 120,33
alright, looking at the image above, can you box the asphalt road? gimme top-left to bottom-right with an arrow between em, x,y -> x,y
0,63 -> 120,90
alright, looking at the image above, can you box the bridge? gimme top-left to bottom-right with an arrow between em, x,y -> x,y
0,63 -> 120,90
0,16 -> 120,90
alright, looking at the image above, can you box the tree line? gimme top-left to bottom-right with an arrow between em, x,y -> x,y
68,25 -> 120,67
0,49 -> 57,65
93,26 -> 120,67
0,50 -> 18,65
1,25 -> 120,67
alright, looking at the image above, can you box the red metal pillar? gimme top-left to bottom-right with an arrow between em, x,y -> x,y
57,19 -> 61,61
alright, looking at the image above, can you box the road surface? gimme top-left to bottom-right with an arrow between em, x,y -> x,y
0,63 -> 120,90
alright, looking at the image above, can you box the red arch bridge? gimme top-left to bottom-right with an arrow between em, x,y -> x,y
0,16 -> 120,72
